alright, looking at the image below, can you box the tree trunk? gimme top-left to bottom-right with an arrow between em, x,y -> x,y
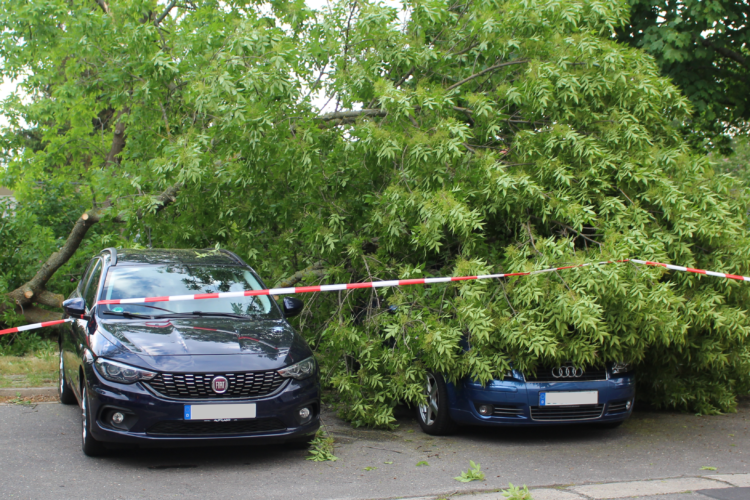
2,183 -> 183,325
275,261 -> 327,288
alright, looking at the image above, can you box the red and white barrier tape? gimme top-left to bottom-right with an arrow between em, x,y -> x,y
2,258 -> 748,336
97,260 -> 618,306
630,259 -> 750,282
0,319 -> 72,336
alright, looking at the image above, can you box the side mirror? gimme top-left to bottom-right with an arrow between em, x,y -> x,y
282,297 -> 304,318
62,298 -> 86,318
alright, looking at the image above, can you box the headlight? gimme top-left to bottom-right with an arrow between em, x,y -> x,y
95,358 -> 157,384
278,356 -> 316,380
611,362 -> 631,375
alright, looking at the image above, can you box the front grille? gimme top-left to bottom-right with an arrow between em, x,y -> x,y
493,405 -> 524,417
147,418 -> 287,436
524,367 -> 607,383
530,404 -> 604,421
145,371 -> 286,400
607,400 -> 631,414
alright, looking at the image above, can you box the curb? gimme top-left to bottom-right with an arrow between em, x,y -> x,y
0,387 -> 57,397
393,474 -> 750,500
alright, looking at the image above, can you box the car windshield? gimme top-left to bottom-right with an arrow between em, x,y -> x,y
98,265 -> 281,319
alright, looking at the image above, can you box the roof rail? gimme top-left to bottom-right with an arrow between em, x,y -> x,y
102,247 -> 118,266
218,249 -> 246,266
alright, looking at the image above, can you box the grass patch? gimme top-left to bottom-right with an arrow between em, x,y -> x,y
0,352 -> 58,388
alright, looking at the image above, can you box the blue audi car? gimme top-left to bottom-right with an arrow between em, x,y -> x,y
59,248 -> 320,456
416,364 -> 635,434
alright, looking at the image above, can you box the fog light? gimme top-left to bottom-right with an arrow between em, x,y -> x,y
478,404 -> 493,416
625,400 -> 632,410
299,407 -> 311,419
112,412 -> 125,424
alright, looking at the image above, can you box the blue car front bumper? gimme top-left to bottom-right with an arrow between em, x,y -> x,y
85,365 -> 320,446
446,373 -> 635,426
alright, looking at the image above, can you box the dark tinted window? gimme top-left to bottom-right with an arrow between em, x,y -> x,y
99,265 -> 280,318
83,260 -> 103,310
79,259 -> 97,294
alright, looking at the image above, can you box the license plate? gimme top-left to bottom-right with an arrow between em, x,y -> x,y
184,403 -> 256,420
539,391 -> 598,406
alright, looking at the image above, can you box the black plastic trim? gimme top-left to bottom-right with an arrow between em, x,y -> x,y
530,404 -> 604,421
143,375 -> 290,402
217,249 -> 246,266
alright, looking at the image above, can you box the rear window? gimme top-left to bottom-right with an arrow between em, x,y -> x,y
98,265 -> 280,318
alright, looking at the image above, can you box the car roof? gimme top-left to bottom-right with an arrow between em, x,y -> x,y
106,248 -> 245,267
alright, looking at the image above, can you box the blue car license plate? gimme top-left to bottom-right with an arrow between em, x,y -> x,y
184,403 -> 257,420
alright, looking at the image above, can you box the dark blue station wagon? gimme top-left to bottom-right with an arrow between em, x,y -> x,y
59,248 -> 320,456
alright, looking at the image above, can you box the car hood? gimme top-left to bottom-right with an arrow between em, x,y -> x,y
93,317 -> 313,372
98,317 -> 302,357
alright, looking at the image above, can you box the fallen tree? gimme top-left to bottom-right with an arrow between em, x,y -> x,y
1,0 -> 748,421
3,183 -> 182,323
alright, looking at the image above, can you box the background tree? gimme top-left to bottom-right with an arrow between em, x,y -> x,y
1,0 -> 749,424
714,136 -> 750,188
617,0 -> 750,153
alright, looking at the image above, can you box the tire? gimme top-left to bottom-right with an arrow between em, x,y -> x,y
416,372 -> 458,436
58,350 -> 76,405
81,386 -> 107,457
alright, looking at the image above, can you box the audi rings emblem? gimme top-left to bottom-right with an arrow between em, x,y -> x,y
551,366 -> 584,378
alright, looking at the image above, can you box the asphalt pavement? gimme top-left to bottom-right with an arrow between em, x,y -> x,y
0,400 -> 747,500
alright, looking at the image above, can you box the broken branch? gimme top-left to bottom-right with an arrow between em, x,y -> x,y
447,60 -> 528,91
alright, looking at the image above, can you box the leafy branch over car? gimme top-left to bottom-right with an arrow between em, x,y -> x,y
0,0 -> 748,428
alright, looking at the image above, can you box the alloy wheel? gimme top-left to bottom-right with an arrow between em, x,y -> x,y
80,384 -> 106,456
59,351 -> 64,395
418,373 -> 439,426
81,387 -> 88,441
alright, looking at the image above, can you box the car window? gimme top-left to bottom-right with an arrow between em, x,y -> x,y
98,265 -> 281,319
83,260 -> 103,310
78,259 -> 97,294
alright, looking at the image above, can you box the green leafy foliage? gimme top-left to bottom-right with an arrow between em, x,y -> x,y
455,460 -> 485,482
306,428 -> 338,462
617,0 -> 750,152
0,193 -> 125,355
0,332 -> 56,357
502,483 -> 533,500
0,0 -> 749,420
713,136 -> 750,191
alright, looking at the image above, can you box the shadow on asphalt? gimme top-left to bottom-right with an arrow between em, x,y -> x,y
93,397 -> 750,467
103,442 -> 309,468
453,421 -> 629,444
99,407 -> 662,467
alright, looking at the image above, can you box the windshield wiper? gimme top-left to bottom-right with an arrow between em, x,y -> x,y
102,311 -> 153,319
150,311 -> 254,320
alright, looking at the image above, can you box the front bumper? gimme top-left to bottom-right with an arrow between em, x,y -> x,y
85,365 -> 320,446
446,373 -> 636,426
